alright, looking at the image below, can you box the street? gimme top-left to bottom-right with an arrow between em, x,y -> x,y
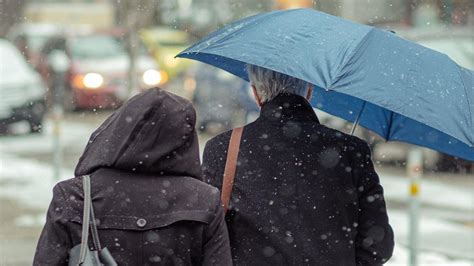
0,111 -> 472,265
1,0 -> 473,265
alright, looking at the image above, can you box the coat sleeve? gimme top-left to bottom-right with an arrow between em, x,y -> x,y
202,194 -> 232,266
33,183 -> 72,266
352,141 -> 394,265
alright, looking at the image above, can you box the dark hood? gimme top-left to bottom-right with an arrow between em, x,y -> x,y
75,88 -> 201,179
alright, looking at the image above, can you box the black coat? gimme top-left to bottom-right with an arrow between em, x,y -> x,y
202,94 -> 394,266
34,89 -> 232,266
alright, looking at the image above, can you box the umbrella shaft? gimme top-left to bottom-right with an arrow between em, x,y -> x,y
350,101 -> 366,136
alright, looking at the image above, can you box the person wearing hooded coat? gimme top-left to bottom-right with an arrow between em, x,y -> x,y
34,89 -> 232,265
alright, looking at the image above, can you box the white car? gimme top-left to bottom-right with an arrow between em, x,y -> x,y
0,39 -> 47,133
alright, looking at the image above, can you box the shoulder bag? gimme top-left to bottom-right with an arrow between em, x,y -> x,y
68,175 -> 117,266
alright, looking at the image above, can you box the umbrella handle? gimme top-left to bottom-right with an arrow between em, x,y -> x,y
350,101 -> 366,136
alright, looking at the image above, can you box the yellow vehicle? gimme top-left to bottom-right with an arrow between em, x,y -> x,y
140,27 -> 195,82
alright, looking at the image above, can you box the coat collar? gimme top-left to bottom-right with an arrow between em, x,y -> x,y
258,93 -> 320,124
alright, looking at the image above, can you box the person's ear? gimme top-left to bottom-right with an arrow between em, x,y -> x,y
252,85 -> 263,107
306,84 -> 314,101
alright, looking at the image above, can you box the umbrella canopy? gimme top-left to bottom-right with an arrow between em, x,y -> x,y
177,8 -> 474,161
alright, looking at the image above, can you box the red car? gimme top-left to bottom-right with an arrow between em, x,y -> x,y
38,31 -> 162,110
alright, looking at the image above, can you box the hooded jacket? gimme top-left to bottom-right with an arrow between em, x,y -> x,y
34,88 -> 232,265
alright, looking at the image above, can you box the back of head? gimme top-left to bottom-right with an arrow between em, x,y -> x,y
247,64 -> 309,103
74,88 -> 201,179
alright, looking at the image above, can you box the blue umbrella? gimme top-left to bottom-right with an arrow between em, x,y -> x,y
177,8 -> 474,161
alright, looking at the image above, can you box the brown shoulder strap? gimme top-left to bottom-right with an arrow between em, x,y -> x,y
221,127 -> 243,212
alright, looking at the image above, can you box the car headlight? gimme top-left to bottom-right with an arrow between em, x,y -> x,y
165,54 -> 178,68
83,73 -> 104,89
142,69 -> 162,86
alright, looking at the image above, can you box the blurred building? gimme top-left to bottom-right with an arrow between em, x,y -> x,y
274,0 -> 473,27
157,0 -> 274,37
22,0 -> 114,29
314,0 -> 473,27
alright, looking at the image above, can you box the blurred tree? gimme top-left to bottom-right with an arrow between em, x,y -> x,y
0,0 -> 26,37
112,0 -> 157,96
113,0 -> 157,28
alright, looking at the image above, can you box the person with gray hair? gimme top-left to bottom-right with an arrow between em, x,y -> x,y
247,64 -> 313,106
202,65 -> 394,265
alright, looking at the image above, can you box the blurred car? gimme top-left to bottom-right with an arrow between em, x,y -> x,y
140,27 -> 195,81
187,64 -> 258,133
38,31 -> 162,110
0,39 -> 47,133
7,23 -> 64,68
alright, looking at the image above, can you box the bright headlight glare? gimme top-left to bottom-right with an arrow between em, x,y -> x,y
165,55 -> 178,67
143,69 -> 162,86
83,73 -> 104,89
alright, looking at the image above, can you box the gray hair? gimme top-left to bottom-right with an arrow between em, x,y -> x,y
247,64 -> 309,103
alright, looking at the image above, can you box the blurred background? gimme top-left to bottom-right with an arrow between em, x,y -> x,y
0,0 -> 472,265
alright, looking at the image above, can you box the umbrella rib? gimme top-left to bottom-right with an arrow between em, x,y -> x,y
385,111 -> 395,140
333,28 -> 375,84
